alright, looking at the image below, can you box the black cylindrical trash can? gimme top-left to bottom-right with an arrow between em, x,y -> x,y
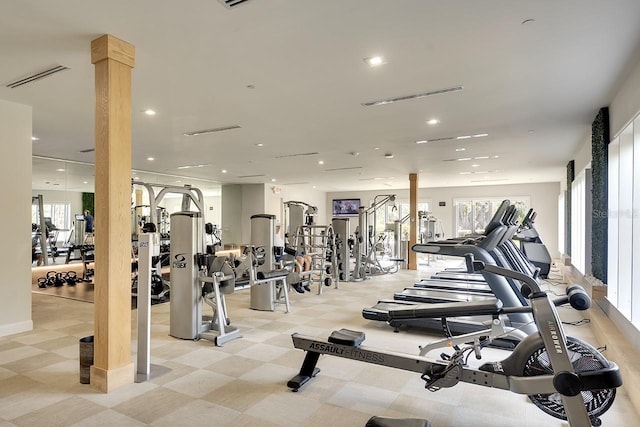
79,336 -> 94,384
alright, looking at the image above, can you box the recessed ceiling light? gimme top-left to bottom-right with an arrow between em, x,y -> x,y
457,158 -> 471,161
144,109 -> 156,116
83,181 -> 88,184
493,155 -> 500,159
312,186 -> 316,189
474,156 -> 489,160
471,164 -> 480,167
177,164 -> 210,169
459,172 -> 471,175
364,56 -> 386,67
318,160 -> 324,165
473,133 -> 489,138
426,119 -> 440,125
56,168 -> 65,172
271,178 -> 276,182
416,140 -> 428,144
255,143 -> 264,147
175,180 -> 182,183
456,135 -> 471,140
147,157 -> 155,161
374,147 -> 380,150
221,169 -> 227,173
31,136 -> 40,141
455,148 -> 466,152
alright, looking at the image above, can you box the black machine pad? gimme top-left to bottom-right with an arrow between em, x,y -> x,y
256,269 -> 289,280
328,329 -> 365,347
366,416 -> 431,427
388,299 -> 503,320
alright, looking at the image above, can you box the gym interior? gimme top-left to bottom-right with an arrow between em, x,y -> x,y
2,2 -> 640,426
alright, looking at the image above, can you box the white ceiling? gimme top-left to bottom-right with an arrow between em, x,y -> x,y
3,0 -> 640,192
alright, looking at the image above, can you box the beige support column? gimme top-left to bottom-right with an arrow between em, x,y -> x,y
408,173 -> 418,270
90,34 -> 135,392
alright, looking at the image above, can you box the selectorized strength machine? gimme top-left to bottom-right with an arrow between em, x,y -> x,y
287,256 -> 622,427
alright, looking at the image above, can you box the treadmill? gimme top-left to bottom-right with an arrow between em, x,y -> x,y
363,201 -> 536,337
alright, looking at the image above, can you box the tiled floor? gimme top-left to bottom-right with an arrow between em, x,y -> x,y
2,259 -> 637,426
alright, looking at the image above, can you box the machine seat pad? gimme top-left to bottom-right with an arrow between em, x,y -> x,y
257,269 -> 289,280
388,299 -> 503,320
366,416 -> 431,427
328,329 -> 365,347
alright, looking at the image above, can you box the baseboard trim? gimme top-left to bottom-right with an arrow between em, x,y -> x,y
0,319 -> 33,337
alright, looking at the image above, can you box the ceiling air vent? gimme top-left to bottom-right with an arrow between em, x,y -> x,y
6,65 -> 70,89
362,85 -> 463,107
325,167 -> 363,172
79,148 -> 95,153
183,125 -> 240,136
275,152 -> 319,159
237,174 -> 265,178
218,0 -> 251,9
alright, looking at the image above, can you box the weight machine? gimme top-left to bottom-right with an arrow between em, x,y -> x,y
352,194 -> 399,280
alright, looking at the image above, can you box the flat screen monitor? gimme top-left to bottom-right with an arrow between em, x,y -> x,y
332,199 -> 361,217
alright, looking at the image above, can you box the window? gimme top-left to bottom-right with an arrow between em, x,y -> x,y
608,114 -> 640,327
32,202 -> 71,243
453,197 -> 529,237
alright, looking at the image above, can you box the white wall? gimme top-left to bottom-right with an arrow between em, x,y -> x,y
328,181 -> 561,258
0,100 -> 33,336
264,185 -> 328,225
221,184 -> 242,246
610,55 -> 640,137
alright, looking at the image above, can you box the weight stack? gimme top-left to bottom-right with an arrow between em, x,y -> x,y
332,218 -> 350,282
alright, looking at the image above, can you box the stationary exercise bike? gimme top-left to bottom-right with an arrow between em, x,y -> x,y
287,255 -> 622,427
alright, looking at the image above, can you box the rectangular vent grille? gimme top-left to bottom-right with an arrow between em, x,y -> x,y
281,182 -> 309,186
79,148 -> 95,153
6,65 -> 70,88
274,152 -> 319,159
325,166 -> 363,172
237,174 -> 265,178
183,125 -> 241,136
218,0 -> 251,9
362,86 -> 463,107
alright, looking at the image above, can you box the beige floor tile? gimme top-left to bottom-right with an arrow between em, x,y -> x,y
38,319 -> 85,331
22,359 -> 81,390
170,347 -> 231,368
303,403 -> 371,427
77,380 -> 158,408
245,391 -> 323,426
327,382 -> 399,414
2,352 -> 68,375
0,375 -> 43,399
222,413 -> 280,427
11,330 -> 67,346
150,399 -> 240,427
11,396 -> 105,427
31,334 -> 85,352
113,388 -> 195,424
68,409 -> 147,427
0,341 -> 23,353
241,328 -> 281,343
235,342 -> 292,362
0,346 -> 46,365
203,354 -> 263,377
163,369 -> 234,398
0,386 -> 70,420
201,379 -> 274,412
51,343 -> 82,359
0,366 -> 17,382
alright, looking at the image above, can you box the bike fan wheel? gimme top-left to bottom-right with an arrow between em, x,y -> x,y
523,337 -> 616,422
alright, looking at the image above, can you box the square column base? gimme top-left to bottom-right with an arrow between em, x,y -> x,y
90,362 -> 134,393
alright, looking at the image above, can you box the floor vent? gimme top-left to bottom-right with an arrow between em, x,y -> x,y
6,65 -> 69,89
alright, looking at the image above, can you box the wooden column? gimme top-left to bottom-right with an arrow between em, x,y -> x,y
408,173 -> 418,270
90,34 -> 135,392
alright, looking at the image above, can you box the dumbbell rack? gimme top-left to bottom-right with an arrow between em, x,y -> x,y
293,225 -> 339,294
